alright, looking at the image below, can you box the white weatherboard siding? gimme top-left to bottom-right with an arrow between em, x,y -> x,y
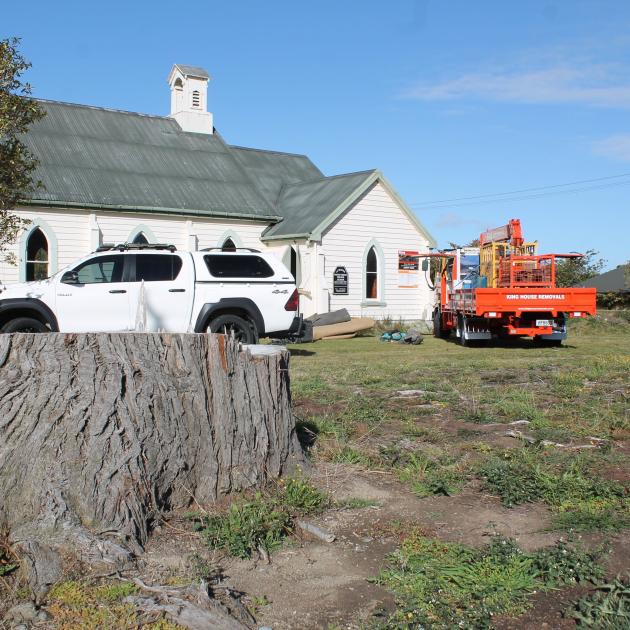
322,183 -> 434,322
96,212 -> 266,250
0,207 -> 268,286
0,208 -> 91,285
1,190 -> 436,324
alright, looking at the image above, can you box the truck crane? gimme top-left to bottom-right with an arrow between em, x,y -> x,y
422,219 -> 596,346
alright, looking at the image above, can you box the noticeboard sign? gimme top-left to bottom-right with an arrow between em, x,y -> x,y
333,266 -> 349,295
398,250 -> 419,288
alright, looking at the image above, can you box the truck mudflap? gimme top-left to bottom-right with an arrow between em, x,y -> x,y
269,315 -> 314,343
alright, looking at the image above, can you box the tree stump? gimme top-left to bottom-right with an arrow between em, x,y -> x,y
0,333 -> 304,600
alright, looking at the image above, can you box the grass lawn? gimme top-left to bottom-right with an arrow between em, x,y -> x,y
3,315 -> 627,629
287,314 -> 630,627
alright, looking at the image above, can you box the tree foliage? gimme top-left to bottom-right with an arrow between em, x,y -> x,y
555,249 -> 606,288
0,37 -> 45,258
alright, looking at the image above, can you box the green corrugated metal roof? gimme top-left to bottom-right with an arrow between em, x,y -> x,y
229,146 -> 323,205
174,64 -> 210,79
262,170 -> 377,240
24,100 -> 279,220
22,99 -> 436,246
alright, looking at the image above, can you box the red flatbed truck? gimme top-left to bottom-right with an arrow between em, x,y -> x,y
422,219 -> 597,346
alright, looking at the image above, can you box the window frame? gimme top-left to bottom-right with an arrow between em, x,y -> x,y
361,239 -> 386,306
20,219 -> 58,283
69,254 -> 128,285
204,254 -> 275,279
365,247 -> 378,300
131,253 -> 184,282
25,227 -> 50,281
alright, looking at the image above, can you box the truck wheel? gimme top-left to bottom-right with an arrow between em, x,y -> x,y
433,309 -> 450,339
208,314 -> 258,344
1,317 -> 48,333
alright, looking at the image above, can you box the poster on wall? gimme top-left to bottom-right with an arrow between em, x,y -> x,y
333,266 -> 349,295
398,251 -> 419,288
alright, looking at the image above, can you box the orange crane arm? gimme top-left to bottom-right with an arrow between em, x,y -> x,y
479,218 -> 523,247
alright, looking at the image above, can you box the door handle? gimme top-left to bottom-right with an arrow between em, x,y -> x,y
168,288 -> 186,293
109,289 -> 127,294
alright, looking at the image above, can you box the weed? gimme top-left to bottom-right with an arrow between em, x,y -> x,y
375,533 -> 604,629
550,504 -> 630,532
93,581 -> 137,603
187,553 -> 217,581
463,410 -> 498,424
479,454 -> 544,507
331,445 -> 372,466
393,451 -> 467,497
401,423 -> 445,443
44,579 -> 181,630
280,476 -> 328,514
478,448 -> 629,529
568,575 -> 630,628
199,496 -> 289,559
412,468 -> 464,497
192,476 -> 328,559
247,594 -> 270,615
0,560 -> 17,576
532,540 -> 604,585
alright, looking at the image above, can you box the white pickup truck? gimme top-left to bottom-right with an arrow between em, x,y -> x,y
0,244 -> 301,343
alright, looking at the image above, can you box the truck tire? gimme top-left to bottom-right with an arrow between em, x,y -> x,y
208,314 -> 258,344
1,317 -> 48,333
433,309 -> 450,339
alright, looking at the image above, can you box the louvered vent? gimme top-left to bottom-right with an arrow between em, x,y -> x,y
192,90 -> 200,107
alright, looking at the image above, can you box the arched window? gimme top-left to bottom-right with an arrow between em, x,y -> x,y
26,228 -> 49,281
174,77 -> 183,89
192,90 -> 201,108
133,232 -> 149,245
365,246 -> 378,299
221,237 -> 236,251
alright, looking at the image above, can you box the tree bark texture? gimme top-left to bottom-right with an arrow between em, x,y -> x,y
0,333 -> 304,589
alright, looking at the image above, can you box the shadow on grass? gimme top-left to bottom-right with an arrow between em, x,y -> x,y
288,348 -> 317,357
440,334 -> 577,350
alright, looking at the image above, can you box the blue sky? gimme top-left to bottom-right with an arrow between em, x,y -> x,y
4,0 -> 629,268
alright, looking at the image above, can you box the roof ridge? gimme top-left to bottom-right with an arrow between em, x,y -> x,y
34,98 -> 175,121
282,168 -> 377,189
229,144 -> 314,160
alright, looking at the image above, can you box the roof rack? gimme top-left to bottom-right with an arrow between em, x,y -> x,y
95,243 -> 177,253
201,247 -> 261,253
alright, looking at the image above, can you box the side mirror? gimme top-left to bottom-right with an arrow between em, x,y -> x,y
61,270 -> 80,284
421,259 -> 429,272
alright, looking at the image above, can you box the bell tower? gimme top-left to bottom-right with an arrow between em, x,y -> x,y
167,64 -> 213,134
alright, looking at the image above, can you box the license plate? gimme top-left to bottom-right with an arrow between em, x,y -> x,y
536,319 -> 553,327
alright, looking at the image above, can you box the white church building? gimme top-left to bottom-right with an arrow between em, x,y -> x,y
1,64 -> 436,321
